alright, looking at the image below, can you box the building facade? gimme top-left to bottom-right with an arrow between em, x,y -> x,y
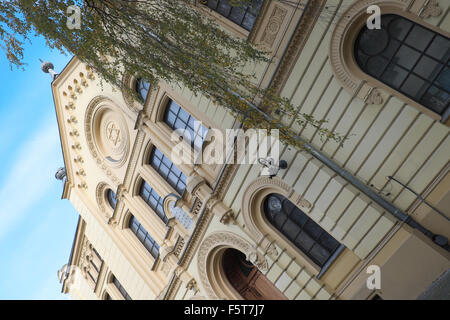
56,0 -> 450,300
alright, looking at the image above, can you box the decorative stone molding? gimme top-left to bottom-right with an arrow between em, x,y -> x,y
85,96 -> 130,183
328,0 -> 444,105
78,238 -> 94,281
365,88 -> 384,105
260,5 -> 288,48
420,0 -> 442,18
186,174 -> 206,196
329,0 -> 411,96
186,279 -> 199,293
240,176 -> 312,259
269,0 -> 327,95
95,182 -> 109,214
197,231 -> 268,299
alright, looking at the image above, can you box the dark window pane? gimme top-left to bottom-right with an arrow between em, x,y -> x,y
128,215 -> 159,259
294,231 -> 315,252
401,74 -> 428,99
405,25 -> 434,51
217,1 -> 232,16
355,14 -> 450,117
149,147 -> 187,195
422,86 -> 450,114
381,63 -> 408,88
319,233 -> 341,253
309,243 -> 330,267
281,219 -> 301,242
107,189 -> 117,209
414,55 -> 442,79
388,17 -> 413,41
436,67 -> 450,92
358,29 -> 390,56
264,194 -> 341,268
382,39 -> 401,59
303,220 -> 324,240
426,35 -> 450,61
366,56 -> 389,78
394,45 -> 421,69
205,0 -> 262,31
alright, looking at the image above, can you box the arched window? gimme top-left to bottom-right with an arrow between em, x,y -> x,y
111,275 -> 132,300
205,0 -> 263,32
107,189 -> 117,210
139,180 -> 167,223
264,194 -> 341,268
136,78 -> 151,102
355,14 -> 450,120
149,147 -> 186,195
129,215 -> 160,259
163,99 -> 208,150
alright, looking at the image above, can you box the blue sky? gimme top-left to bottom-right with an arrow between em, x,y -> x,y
0,36 -> 79,299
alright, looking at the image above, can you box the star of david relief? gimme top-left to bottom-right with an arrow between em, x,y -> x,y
106,122 -> 121,147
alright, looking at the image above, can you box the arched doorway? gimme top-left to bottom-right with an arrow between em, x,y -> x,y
222,248 -> 287,300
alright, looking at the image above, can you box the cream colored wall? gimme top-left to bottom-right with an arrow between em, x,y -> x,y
179,0 -> 450,300
68,189 -> 156,300
57,0 -> 450,301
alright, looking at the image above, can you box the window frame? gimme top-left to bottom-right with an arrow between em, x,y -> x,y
148,146 -> 187,196
329,3 -> 450,125
139,179 -> 168,224
202,0 -> 264,33
263,193 -> 344,275
354,14 -> 450,121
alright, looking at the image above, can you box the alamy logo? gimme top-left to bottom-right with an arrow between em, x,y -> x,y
366,265 -> 381,290
67,5 -> 81,30
367,5 -> 381,30
170,121 -> 281,166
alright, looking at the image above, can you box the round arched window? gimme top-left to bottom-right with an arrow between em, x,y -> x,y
107,189 -> 117,210
136,78 -> 151,102
355,14 -> 450,118
264,193 -> 341,268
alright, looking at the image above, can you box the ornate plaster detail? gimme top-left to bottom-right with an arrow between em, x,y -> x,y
329,0 -> 411,97
186,174 -> 206,196
186,279 -> 199,293
260,5 -> 288,48
240,176 -> 311,254
197,231 -> 268,299
265,242 -> 279,257
95,182 -> 109,214
123,130 -> 145,190
270,0 -> 327,95
365,88 -> 384,105
85,96 -> 130,182
78,238 -> 94,281
420,0 -> 442,18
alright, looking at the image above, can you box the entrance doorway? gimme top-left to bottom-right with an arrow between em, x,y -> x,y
222,248 -> 287,300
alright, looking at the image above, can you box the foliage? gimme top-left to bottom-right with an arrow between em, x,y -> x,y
0,0 -> 346,150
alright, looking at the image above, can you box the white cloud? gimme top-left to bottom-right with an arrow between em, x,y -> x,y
0,120 -> 62,240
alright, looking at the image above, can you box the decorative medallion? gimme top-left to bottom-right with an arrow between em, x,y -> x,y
85,96 -> 130,182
